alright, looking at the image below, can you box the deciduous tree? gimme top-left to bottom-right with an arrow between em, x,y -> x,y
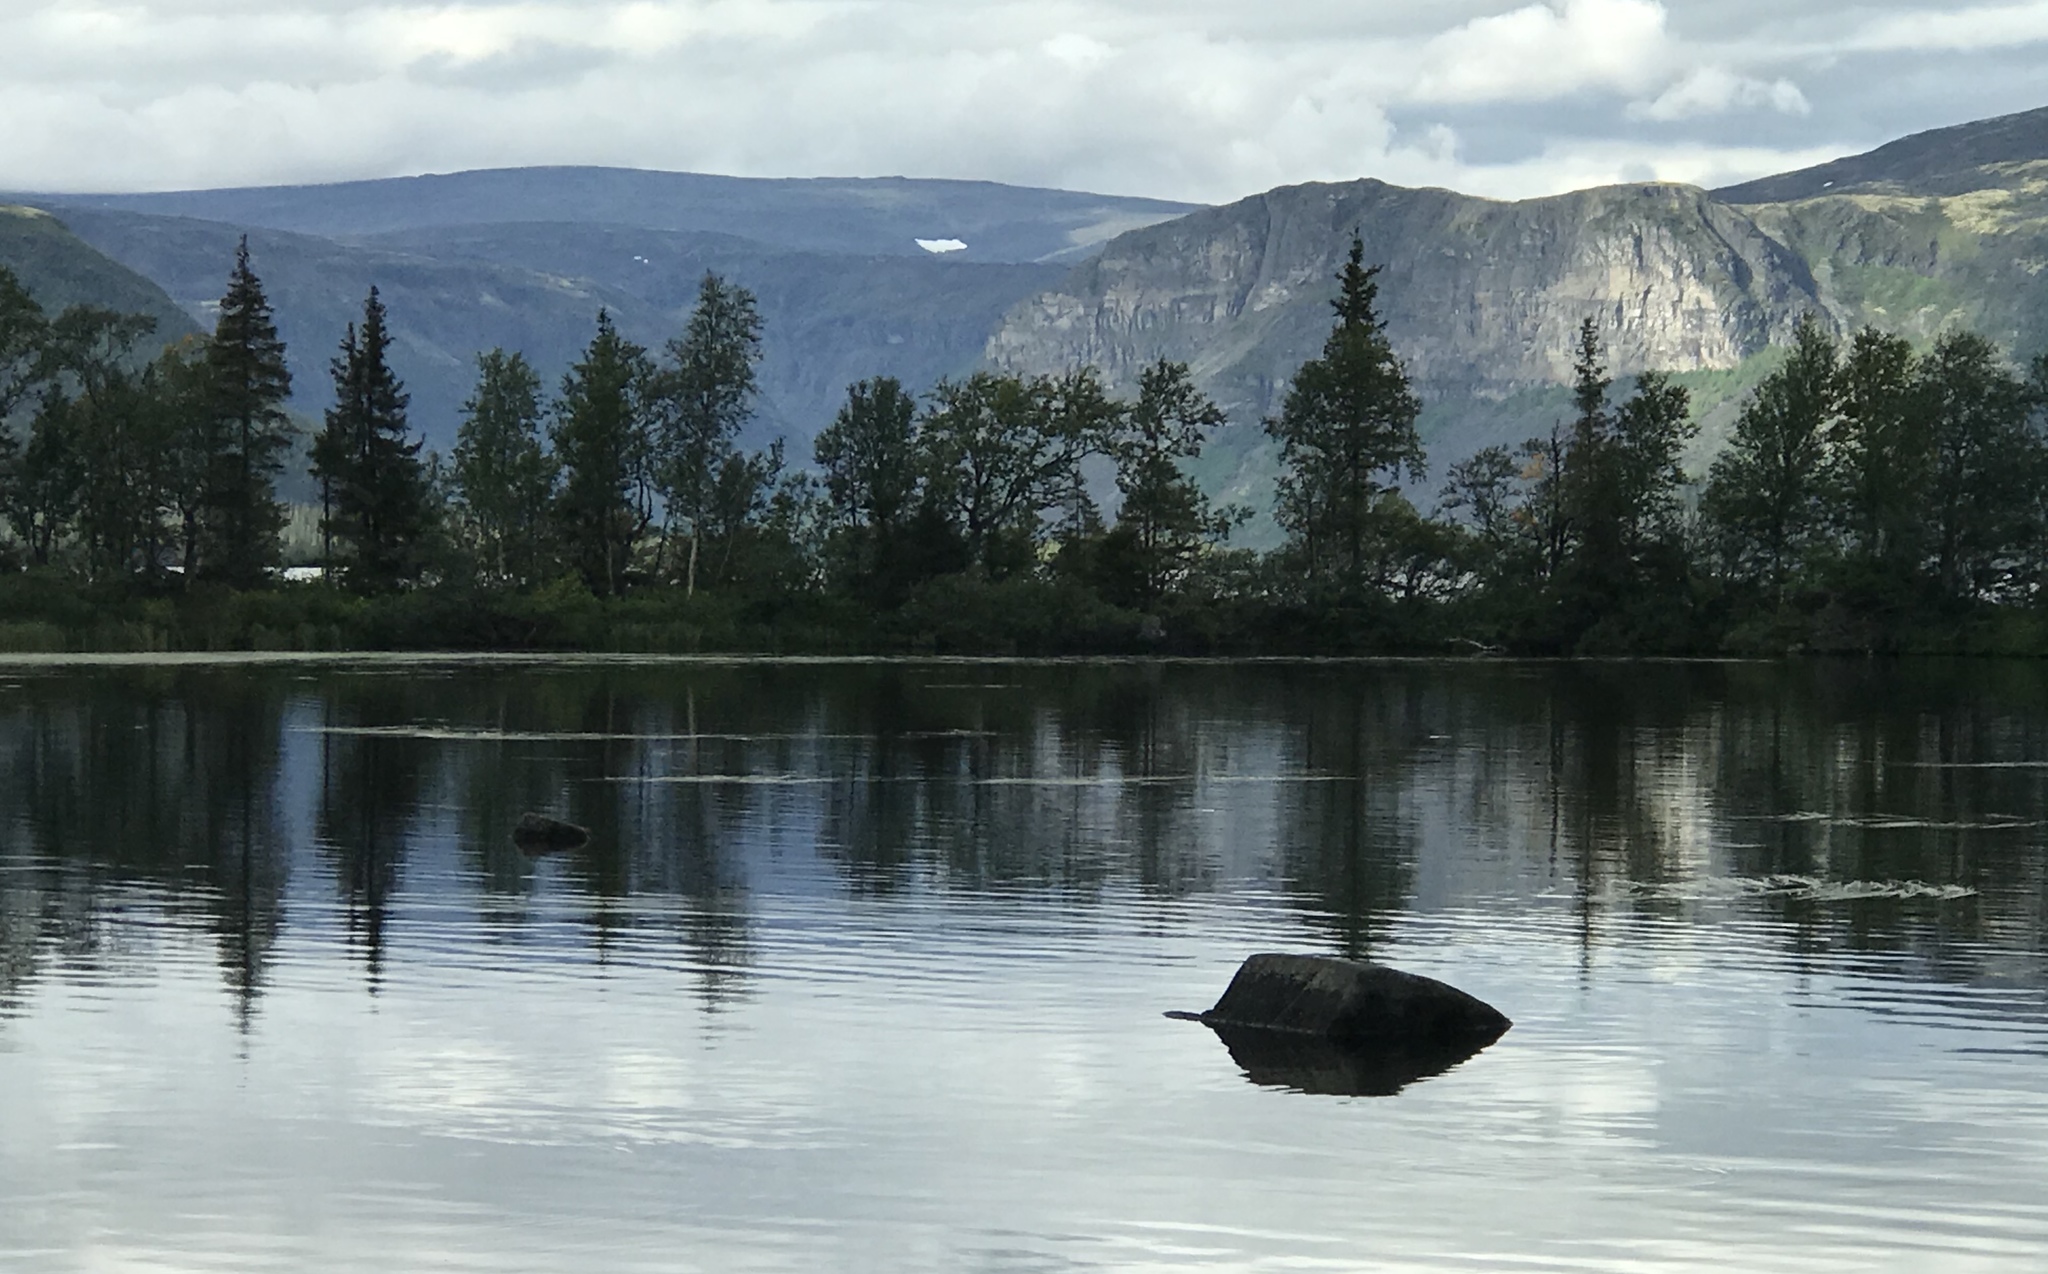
452,349 -> 556,586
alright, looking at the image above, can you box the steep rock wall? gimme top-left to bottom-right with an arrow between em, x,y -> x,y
986,179 -> 1825,423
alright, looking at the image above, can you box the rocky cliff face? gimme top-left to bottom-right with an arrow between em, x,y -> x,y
986,179 -> 1827,424
987,108 -> 2048,462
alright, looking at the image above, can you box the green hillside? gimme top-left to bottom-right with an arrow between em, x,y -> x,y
0,206 -> 201,352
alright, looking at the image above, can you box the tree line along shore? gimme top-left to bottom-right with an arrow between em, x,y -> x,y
1,236 -> 2045,656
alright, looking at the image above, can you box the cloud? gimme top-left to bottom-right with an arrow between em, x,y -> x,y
0,1 -> 2038,206
1410,0 -> 1673,104
1849,2 -> 2048,52
1627,67 -> 1812,121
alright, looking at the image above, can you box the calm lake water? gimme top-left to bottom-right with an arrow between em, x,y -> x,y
1,656 -> 2045,1272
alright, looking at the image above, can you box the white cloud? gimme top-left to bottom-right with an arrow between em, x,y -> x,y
0,1 -> 2037,206
1627,66 -> 1812,121
1849,2 -> 2048,53
1410,0 -> 1673,104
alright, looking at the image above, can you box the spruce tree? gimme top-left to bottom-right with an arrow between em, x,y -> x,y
314,288 -> 426,590
199,238 -> 293,586
1267,235 -> 1424,600
651,273 -> 761,595
1555,320 -> 1695,617
452,349 -> 556,585
550,310 -> 654,597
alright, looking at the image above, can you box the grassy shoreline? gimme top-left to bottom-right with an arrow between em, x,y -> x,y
7,571 -> 2048,660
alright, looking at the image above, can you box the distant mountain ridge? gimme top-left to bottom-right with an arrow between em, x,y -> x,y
5,170 -> 1187,451
1713,104 -> 2048,202
29,167 -> 1199,265
6,108 -> 2046,522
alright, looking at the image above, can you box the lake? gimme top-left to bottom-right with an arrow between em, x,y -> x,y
1,656 -> 2044,1272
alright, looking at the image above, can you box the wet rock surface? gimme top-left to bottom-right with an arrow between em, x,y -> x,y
1201,952 -> 1512,1045
1180,953 -> 1510,1094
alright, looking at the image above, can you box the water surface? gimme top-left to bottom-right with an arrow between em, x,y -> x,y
1,657 -> 2044,1272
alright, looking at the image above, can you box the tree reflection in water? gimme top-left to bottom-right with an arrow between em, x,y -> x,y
0,658 -> 2042,1025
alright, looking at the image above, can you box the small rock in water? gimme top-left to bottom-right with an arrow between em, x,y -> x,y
1174,953 -> 1511,1095
511,812 -> 589,852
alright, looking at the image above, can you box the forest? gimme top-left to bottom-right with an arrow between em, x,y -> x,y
1,236 -> 2045,656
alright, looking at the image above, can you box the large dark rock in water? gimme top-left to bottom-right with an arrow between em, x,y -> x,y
1200,953 -> 1511,1045
511,812 -> 589,853
1177,954 -> 1510,1095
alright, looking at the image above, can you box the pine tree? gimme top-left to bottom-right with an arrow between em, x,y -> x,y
651,273 -> 761,595
1557,321 -> 1695,605
198,238 -> 293,586
550,310 -> 654,597
314,288 -> 426,590
452,349 -> 556,585
1267,235 -> 1424,600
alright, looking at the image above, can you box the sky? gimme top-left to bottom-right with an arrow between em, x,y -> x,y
4,0 -> 2047,205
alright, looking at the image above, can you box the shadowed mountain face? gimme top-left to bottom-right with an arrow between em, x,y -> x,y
40,207 -> 1066,448
0,206 -> 201,351
10,169 -> 1166,449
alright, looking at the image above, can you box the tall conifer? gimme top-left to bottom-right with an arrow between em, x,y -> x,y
314,287 -> 426,590
199,238 -> 293,585
551,310 -> 654,597
1267,235 -> 1424,600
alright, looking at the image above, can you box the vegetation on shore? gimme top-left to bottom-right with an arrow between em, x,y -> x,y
2,234 -> 2045,657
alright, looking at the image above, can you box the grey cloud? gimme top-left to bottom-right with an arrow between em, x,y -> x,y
406,40 -> 617,92
0,1 -> 2042,204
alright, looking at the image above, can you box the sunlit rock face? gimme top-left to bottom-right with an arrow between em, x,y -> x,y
985,178 -> 1823,421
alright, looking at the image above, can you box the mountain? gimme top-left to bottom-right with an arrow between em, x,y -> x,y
983,104 -> 2048,522
11,168 -> 1180,450
31,168 -> 1198,264
0,205 -> 201,351
1713,104 -> 2048,202
987,179 -> 1821,411
38,206 -> 1069,449
10,109 -> 2046,527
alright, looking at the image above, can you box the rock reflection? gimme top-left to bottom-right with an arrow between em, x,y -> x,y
1206,1023 -> 1503,1097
